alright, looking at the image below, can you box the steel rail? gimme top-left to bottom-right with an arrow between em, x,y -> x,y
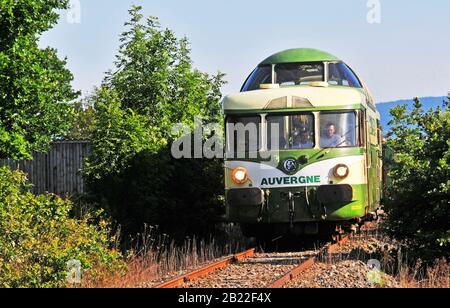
154,248 -> 256,288
269,235 -> 350,288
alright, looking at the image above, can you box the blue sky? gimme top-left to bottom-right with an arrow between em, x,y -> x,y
40,0 -> 450,102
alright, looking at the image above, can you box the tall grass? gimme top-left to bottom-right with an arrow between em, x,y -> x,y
85,224 -> 448,288
323,229 -> 449,288
83,224 -> 249,288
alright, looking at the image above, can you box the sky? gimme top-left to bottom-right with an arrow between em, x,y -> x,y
39,0 -> 450,103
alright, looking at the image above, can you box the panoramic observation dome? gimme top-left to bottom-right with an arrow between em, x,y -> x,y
241,48 -> 363,92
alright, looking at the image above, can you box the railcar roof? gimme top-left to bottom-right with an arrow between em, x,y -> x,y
222,86 -> 370,111
259,48 -> 340,65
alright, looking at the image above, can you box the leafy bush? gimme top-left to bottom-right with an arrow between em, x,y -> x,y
0,167 -> 124,288
88,149 -> 224,241
383,96 -> 450,262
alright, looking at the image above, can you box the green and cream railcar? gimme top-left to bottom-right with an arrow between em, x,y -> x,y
223,49 -> 382,238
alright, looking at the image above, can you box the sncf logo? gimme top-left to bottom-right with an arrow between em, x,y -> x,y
282,158 -> 298,174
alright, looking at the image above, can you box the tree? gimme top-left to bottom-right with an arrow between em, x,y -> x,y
84,87 -> 165,180
105,5 -> 224,130
85,6 -> 226,240
383,96 -> 450,262
0,0 -> 78,159
65,100 -> 96,141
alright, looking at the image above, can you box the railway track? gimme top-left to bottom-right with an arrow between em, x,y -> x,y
269,236 -> 349,288
154,235 -> 350,289
154,249 -> 256,288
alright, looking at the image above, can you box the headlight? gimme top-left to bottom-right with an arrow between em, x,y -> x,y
333,164 -> 349,179
232,167 -> 248,184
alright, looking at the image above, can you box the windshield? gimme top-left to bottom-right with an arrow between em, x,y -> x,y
276,63 -> 324,87
241,62 -> 325,92
267,113 -> 315,150
241,62 -> 362,91
319,112 -> 357,148
225,112 -> 359,153
226,115 -> 260,154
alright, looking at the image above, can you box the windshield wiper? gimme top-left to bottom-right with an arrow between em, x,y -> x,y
310,129 -> 355,160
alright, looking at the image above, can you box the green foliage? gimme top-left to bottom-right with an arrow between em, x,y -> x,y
106,5 -> 224,131
85,6 -> 225,240
65,100 -> 96,140
383,96 -> 450,262
85,87 -> 166,180
88,149 -> 224,241
0,166 -> 124,288
0,0 -> 79,159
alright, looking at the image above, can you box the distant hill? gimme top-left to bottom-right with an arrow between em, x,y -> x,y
376,96 -> 447,132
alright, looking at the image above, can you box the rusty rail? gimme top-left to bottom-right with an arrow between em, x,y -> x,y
154,248 -> 256,288
269,235 -> 350,288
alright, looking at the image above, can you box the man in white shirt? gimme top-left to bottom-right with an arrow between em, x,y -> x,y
320,123 -> 342,148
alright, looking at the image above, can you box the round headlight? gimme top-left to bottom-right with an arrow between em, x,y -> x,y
334,164 -> 350,179
232,167 -> 248,184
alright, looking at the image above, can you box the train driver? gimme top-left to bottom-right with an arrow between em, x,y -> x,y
320,123 -> 342,148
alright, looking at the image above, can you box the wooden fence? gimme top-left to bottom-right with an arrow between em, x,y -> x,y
0,141 -> 91,196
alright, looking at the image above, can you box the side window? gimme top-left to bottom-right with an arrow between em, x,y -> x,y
241,66 -> 272,92
359,110 -> 366,146
328,62 -> 362,88
377,120 -> 383,147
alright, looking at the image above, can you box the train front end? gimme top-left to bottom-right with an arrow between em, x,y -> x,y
223,49 -> 382,239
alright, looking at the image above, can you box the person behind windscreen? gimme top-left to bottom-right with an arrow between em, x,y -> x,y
293,130 -> 314,149
320,123 -> 342,148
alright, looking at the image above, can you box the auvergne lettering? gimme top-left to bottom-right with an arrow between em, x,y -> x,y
260,176 -> 321,186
